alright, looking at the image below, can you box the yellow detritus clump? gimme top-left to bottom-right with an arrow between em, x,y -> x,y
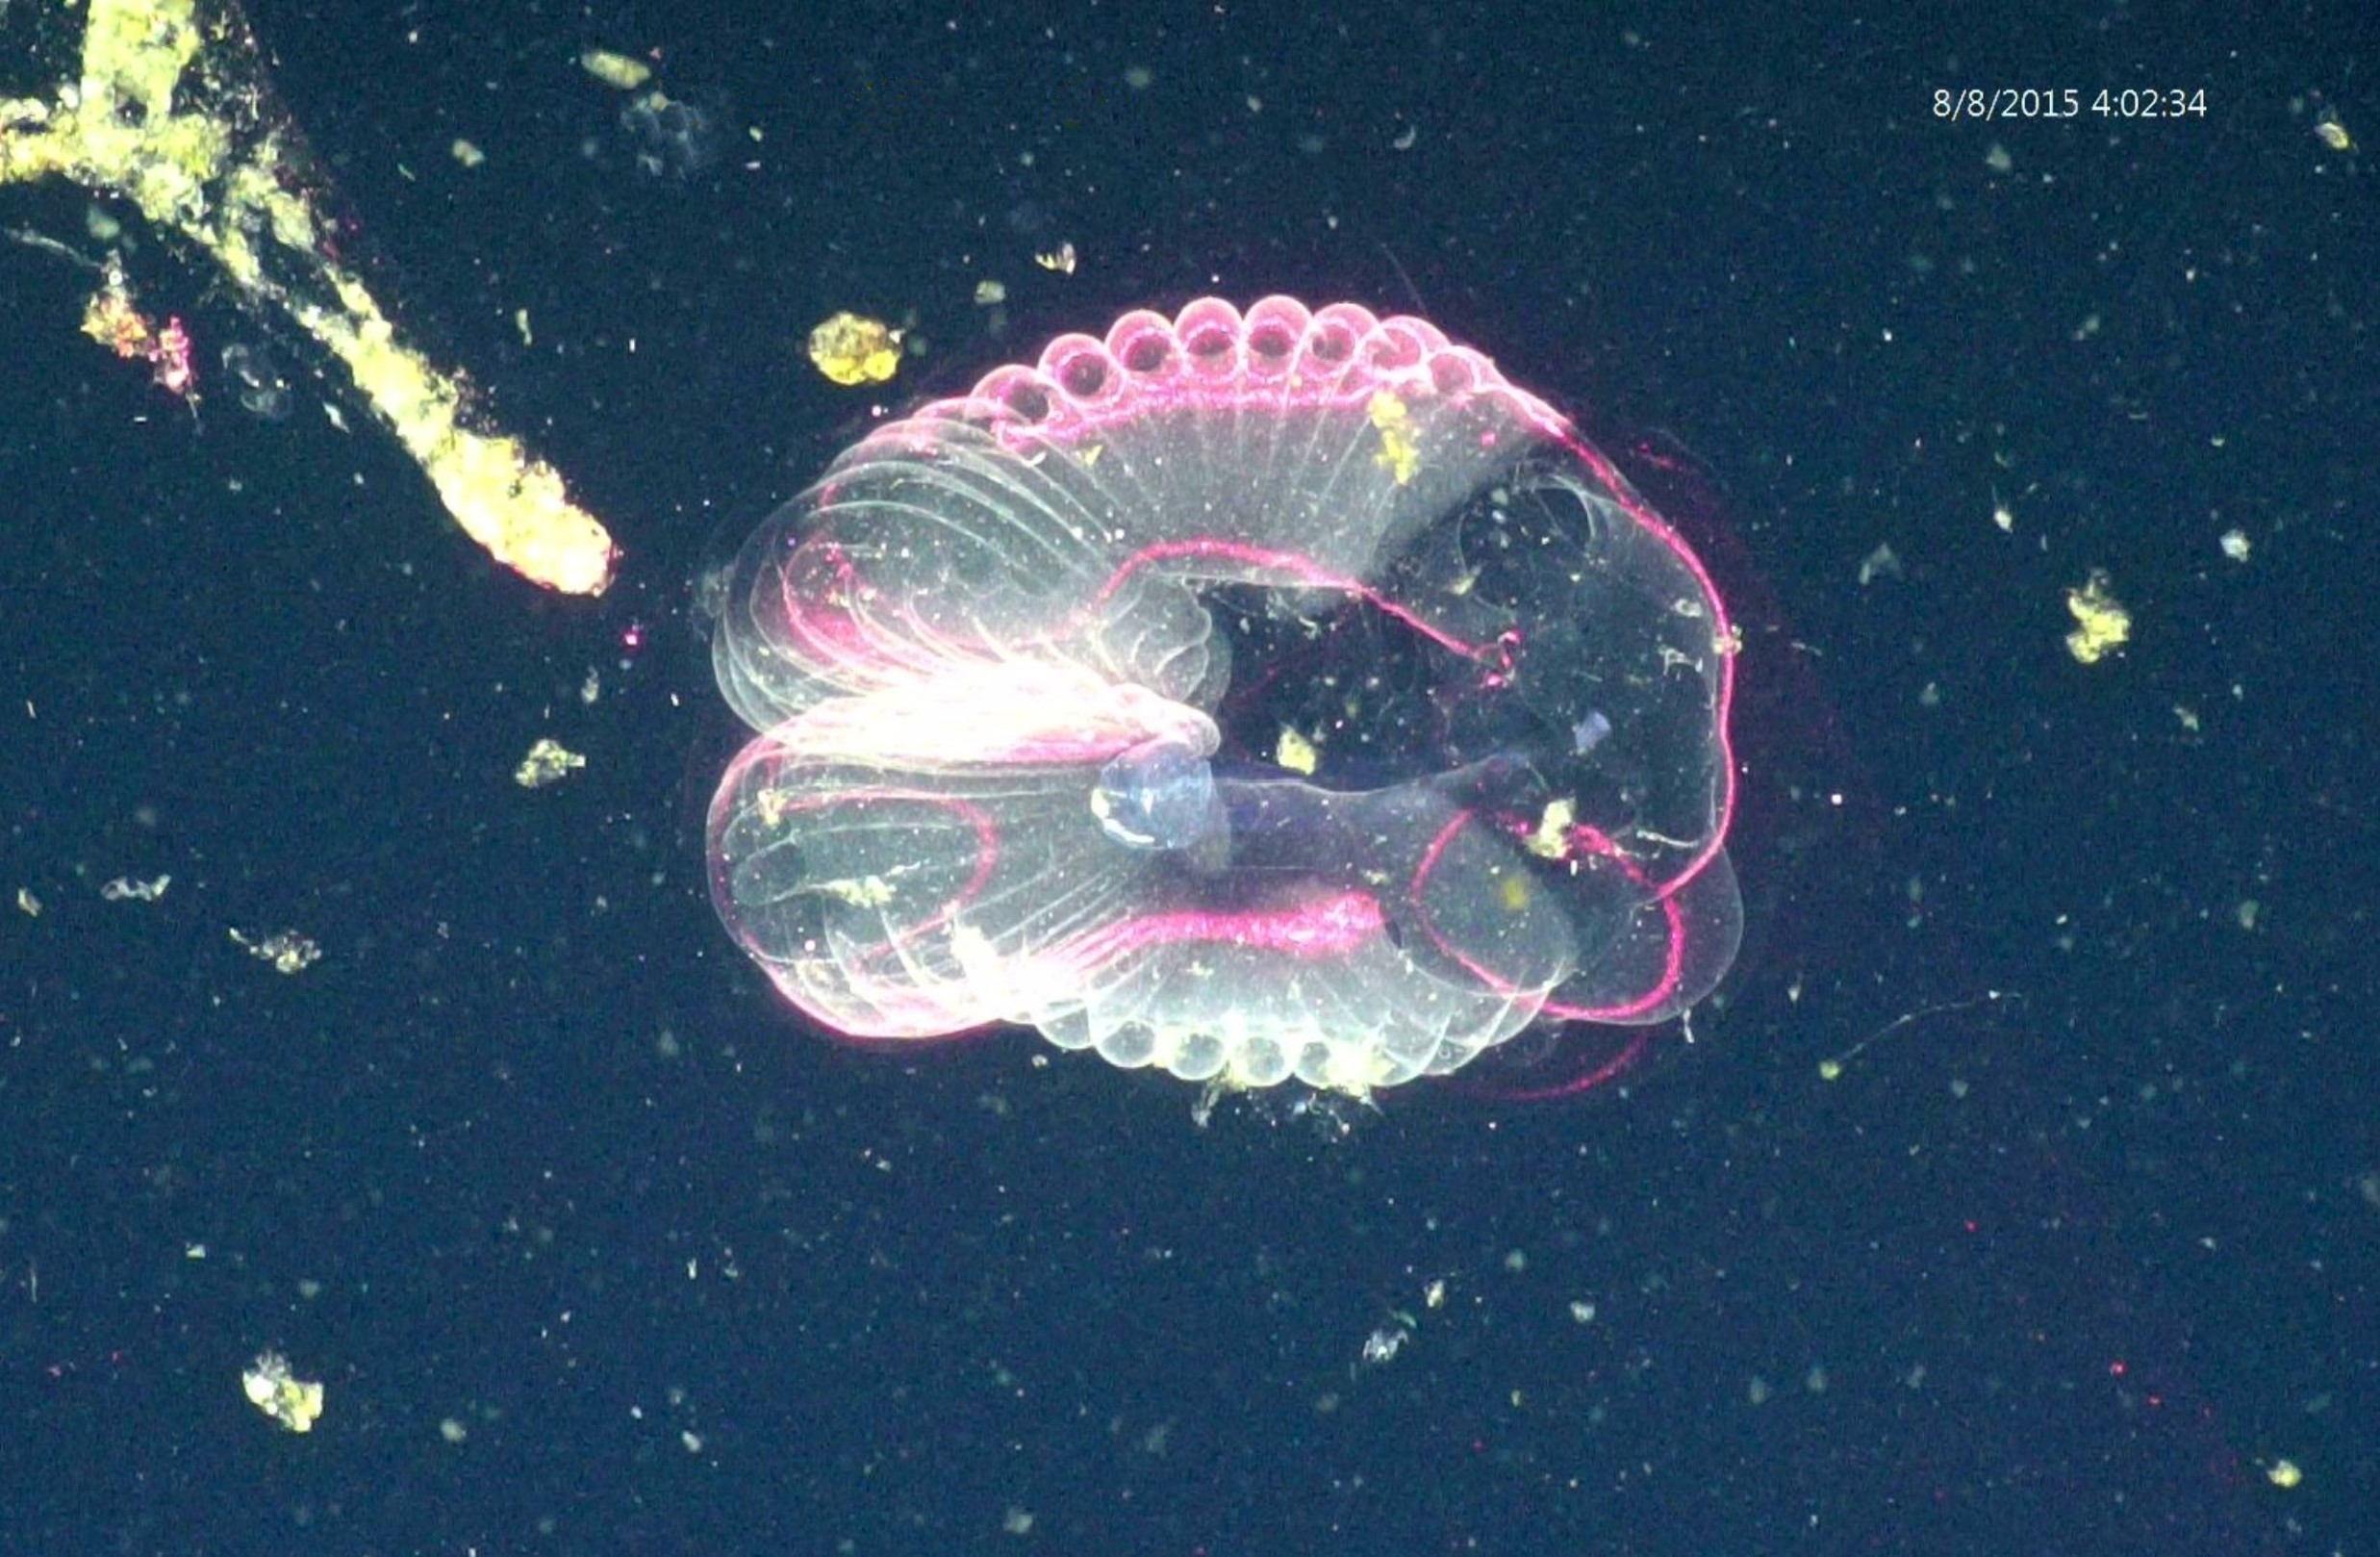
807,311 -> 905,386
2064,571 -> 2131,664
1367,390 -> 1422,485
0,0 -> 618,595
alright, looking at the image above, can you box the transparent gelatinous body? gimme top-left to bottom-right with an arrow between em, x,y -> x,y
707,296 -> 1740,1093
1092,738 -> 1223,854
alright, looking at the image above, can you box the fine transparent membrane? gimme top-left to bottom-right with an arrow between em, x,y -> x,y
1092,738 -> 1225,855
708,296 -> 1741,1095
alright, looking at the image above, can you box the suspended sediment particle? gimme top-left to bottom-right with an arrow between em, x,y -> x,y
229,927 -> 322,974
515,737 -> 588,788
806,312 -> 904,386
2064,570 -> 2131,664
242,1350 -> 325,1433
99,874 -> 171,902
579,47 -> 653,90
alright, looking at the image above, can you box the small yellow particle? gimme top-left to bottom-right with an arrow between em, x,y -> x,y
1033,242 -> 1077,274
1368,391 -> 1421,485
580,48 -> 653,90
1274,726 -> 1319,776
450,139 -> 485,168
2265,1456 -> 2302,1489
2064,571 -> 2131,664
14,887 -> 39,917
806,312 -> 904,386
820,874 -> 898,909
229,927 -> 322,974
242,1351 -> 324,1433
974,279 -> 1008,305
2314,117 -> 2352,152
1524,797 -> 1577,860
515,738 -> 588,789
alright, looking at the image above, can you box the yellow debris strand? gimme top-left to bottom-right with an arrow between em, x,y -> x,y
1,0 -> 618,595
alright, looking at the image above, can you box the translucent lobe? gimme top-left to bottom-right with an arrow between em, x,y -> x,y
707,296 -> 1740,1092
1092,738 -> 1223,853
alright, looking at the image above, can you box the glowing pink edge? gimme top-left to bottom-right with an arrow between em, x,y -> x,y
733,296 -> 1739,1063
